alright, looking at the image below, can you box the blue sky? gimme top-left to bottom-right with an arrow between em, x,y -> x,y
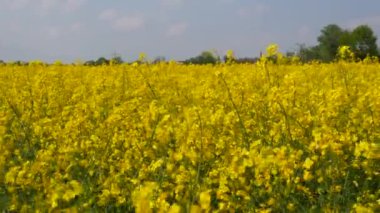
1,0 -> 380,62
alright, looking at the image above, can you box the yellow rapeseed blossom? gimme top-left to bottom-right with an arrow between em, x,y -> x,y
266,43 -> 279,56
303,157 -> 314,170
199,191 -> 211,210
0,56 -> 379,212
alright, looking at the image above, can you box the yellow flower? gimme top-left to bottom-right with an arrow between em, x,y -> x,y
287,203 -> 295,211
226,50 -> 236,63
5,166 -> 19,184
50,192 -> 59,208
266,43 -> 279,56
63,190 -> 76,201
337,46 -> 355,61
190,205 -> 202,213
353,204 -> 374,213
69,180 -> 83,195
168,204 -> 181,213
199,191 -> 211,210
303,170 -> 313,181
1,54 -> 379,211
303,158 -> 314,170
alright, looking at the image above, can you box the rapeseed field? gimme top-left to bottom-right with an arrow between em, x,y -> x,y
0,51 -> 379,212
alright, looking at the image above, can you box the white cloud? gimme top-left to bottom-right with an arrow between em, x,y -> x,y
112,16 -> 145,32
99,9 -> 118,21
166,23 -> 187,37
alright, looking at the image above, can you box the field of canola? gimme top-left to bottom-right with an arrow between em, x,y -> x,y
0,60 -> 379,212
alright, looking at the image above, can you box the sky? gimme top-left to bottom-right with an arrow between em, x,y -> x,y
1,0 -> 380,63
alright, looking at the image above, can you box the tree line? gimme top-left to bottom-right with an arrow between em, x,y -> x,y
181,24 -> 379,64
297,24 -> 379,62
1,24 -> 378,66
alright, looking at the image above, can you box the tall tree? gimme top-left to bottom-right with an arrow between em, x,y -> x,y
297,44 -> 321,62
184,51 -> 220,65
351,25 -> 379,59
295,24 -> 379,62
339,30 -> 355,46
317,24 -> 344,61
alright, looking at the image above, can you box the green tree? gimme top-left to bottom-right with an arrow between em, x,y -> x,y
317,24 -> 344,61
351,25 -> 379,59
95,57 -> 109,65
184,51 -> 220,65
153,56 -> 166,64
110,56 -> 123,65
299,24 -> 379,62
339,30 -> 354,45
296,44 -> 321,62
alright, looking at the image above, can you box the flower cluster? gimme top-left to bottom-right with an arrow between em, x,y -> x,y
0,59 -> 379,212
